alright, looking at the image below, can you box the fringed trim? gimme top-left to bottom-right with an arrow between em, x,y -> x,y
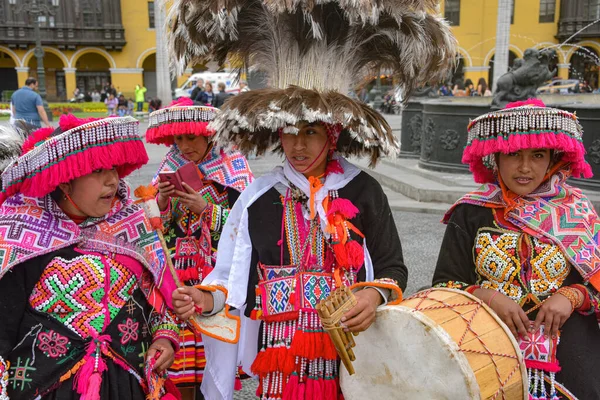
0,356 -> 9,400
3,135 -> 148,199
463,131 -> 592,183
251,285 -> 263,320
73,335 -> 111,400
527,368 -> 561,400
351,279 -> 404,305
2,116 -> 146,198
257,361 -> 340,400
290,310 -> 338,361
145,121 -> 213,146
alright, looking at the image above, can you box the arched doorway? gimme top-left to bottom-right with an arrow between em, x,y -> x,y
142,53 -> 156,98
569,46 -> 600,90
75,52 -> 111,95
488,50 -> 518,88
28,52 -> 67,101
0,50 -> 18,102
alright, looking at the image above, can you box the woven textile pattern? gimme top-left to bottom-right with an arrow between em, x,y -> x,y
0,183 -> 169,302
447,171 -> 600,285
153,146 -> 252,193
29,255 -> 137,338
475,228 -> 570,304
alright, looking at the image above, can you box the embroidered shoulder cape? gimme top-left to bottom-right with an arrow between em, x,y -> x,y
444,170 -> 600,292
0,182 -> 177,310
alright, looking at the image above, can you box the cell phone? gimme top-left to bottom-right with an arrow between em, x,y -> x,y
158,171 -> 183,192
177,162 -> 205,192
158,163 -> 204,194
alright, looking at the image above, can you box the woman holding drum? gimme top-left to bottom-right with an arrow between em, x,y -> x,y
433,99 -> 600,399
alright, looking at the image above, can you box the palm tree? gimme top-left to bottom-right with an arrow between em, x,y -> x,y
492,0 -> 513,92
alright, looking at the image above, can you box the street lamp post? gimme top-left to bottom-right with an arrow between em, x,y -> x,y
10,0 -> 60,121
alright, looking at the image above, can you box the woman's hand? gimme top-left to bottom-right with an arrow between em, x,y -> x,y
341,288 -> 383,333
174,182 -> 208,214
474,288 -> 530,339
532,293 -> 573,339
157,181 -> 175,211
146,338 -> 175,373
172,286 -> 214,320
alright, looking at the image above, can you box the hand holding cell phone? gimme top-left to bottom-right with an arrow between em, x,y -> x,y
158,163 -> 204,194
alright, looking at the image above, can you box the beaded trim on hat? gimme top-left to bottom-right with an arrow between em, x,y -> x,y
148,106 -> 217,129
1,116 -> 144,196
467,105 -> 582,145
462,103 -> 591,183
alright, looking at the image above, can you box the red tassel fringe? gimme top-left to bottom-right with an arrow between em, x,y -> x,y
146,121 -> 213,146
7,138 -> 148,199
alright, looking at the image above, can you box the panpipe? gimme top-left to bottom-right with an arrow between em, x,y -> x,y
316,285 -> 358,375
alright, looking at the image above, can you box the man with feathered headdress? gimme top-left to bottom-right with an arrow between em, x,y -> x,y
166,0 -> 457,399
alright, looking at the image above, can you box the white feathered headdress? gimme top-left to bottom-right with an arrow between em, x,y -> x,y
166,0 -> 457,164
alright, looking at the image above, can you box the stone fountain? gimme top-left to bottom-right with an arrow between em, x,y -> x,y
399,47 -> 600,189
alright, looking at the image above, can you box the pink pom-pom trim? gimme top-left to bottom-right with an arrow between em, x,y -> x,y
22,127 -> 55,154
504,98 -> 546,109
59,114 -> 105,132
168,97 -> 194,107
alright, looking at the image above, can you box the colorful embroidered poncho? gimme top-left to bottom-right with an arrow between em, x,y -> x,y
0,182 -> 177,311
151,143 -> 252,387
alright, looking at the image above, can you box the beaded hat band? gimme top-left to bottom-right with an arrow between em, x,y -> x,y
146,102 -> 218,146
463,99 -> 592,183
1,115 -> 148,200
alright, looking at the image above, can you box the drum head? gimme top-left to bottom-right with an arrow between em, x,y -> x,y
340,305 -> 479,400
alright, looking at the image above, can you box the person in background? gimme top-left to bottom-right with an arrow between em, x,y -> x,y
91,89 -> 101,102
452,78 -> 467,97
190,79 -> 205,103
117,94 -> 128,117
127,98 -> 135,116
465,78 -> 476,96
10,77 -> 51,128
212,82 -> 231,108
439,81 -> 454,96
105,93 -> 118,116
204,82 -> 214,106
149,97 -> 162,112
477,78 -> 492,96
239,80 -> 250,92
135,84 -> 147,112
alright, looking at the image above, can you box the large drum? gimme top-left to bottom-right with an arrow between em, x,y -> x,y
340,288 -> 527,400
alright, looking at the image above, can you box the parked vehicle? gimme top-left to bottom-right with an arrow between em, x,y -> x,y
537,79 -> 580,94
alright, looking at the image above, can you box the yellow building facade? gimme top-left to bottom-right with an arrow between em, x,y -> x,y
1,0 -> 599,101
0,0 -> 194,101
441,0 -> 600,89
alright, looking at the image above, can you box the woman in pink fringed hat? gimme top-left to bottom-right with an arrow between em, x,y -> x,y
433,99 -> 600,399
0,115 -> 181,400
146,98 -> 253,399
